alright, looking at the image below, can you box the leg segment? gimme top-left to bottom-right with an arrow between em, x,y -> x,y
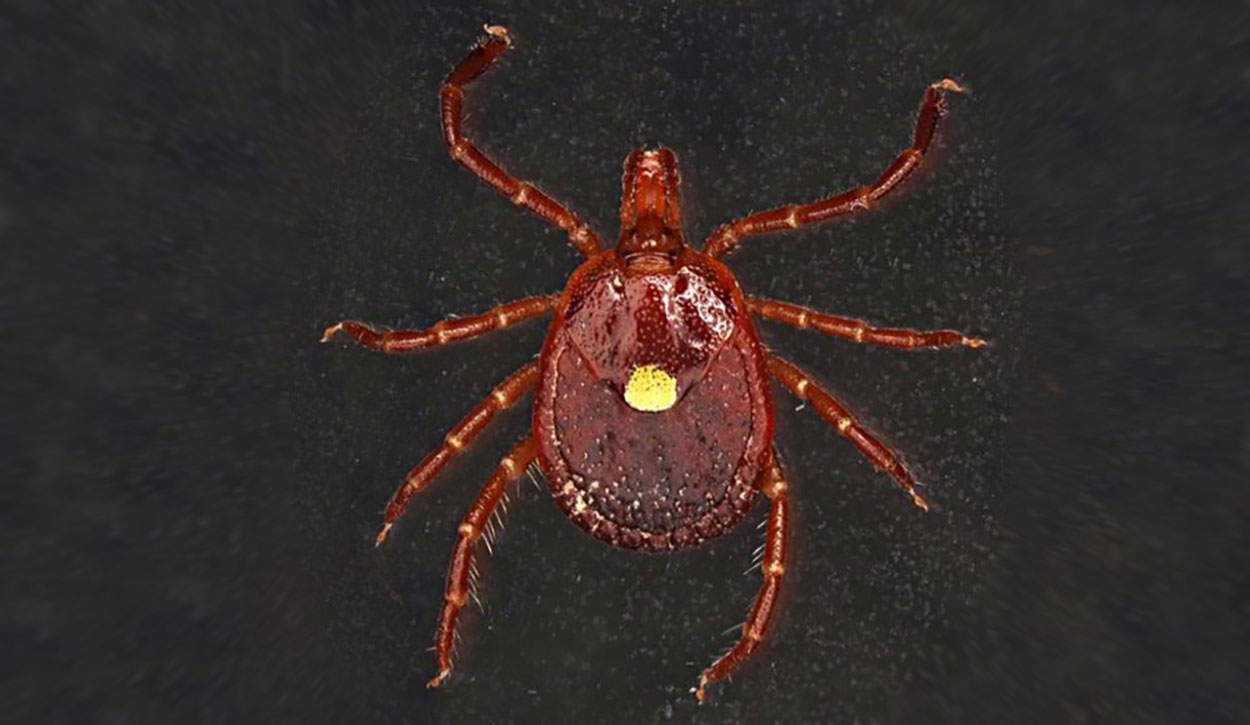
441,26 -> 602,257
748,296 -> 986,350
428,436 -> 538,688
374,361 -> 538,546
321,294 -> 558,355
769,356 -> 930,511
704,79 -> 967,259
696,455 -> 791,703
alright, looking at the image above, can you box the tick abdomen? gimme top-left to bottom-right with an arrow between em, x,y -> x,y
537,299 -> 771,551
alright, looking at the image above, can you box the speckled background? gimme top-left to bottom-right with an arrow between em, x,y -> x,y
7,1 -> 1246,723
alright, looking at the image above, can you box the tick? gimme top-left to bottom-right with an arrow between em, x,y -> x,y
323,25 -> 984,702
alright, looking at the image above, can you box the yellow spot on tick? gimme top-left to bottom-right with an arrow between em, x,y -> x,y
624,364 -> 678,412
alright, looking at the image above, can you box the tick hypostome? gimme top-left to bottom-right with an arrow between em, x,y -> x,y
322,24 -> 985,702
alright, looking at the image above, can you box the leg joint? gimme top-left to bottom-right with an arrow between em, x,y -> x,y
763,477 -> 787,499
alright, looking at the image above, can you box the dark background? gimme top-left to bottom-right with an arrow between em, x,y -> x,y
7,1 -> 1247,723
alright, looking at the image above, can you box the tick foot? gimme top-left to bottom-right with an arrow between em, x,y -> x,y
374,523 -> 393,548
483,25 -> 510,43
934,78 -> 969,95
693,674 -> 711,704
320,322 -> 345,343
963,336 -> 990,348
426,668 -> 451,689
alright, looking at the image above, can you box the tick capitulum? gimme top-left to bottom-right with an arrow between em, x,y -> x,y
322,24 -> 984,702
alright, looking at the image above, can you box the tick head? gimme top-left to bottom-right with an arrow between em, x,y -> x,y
617,148 -> 685,264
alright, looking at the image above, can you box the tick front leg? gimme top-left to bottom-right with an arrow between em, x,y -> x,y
748,297 -> 987,350
428,436 -> 538,689
696,456 -> 790,703
704,79 -> 967,259
321,295 -> 558,354
373,361 -> 538,546
441,26 -> 602,257
769,355 -> 930,511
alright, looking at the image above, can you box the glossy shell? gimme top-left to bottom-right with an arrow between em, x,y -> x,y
534,249 -> 773,551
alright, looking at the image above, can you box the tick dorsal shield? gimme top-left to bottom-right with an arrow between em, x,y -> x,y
561,259 -> 736,410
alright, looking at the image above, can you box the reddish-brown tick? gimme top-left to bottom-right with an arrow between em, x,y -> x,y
323,25 -> 984,701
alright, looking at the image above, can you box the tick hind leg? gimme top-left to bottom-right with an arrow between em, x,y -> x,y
748,296 -> 987,350
371,361 -> 538,546
769,355 -> 931,511
441,26 -> 602,257
704,79 -> 966,258
428,436 -> 538,688
696,455 -> 791,703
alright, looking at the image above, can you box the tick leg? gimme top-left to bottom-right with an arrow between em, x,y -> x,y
696,455 -> 790,703
373,362 -> 538,546
748,297 -> 987,350
321,295 -> 558,354
428,436 -> 538,689
704,79 -> 967,259
441,26 -> 603,257
769,355 -> 930,511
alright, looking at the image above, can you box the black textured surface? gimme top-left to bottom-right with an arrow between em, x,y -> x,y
8,1 -> 1247,723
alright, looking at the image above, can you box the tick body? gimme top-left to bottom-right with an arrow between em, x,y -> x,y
323,25 -> 984,702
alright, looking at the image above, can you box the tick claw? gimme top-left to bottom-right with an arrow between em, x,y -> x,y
964,336 -> 990,348
374,523 -> 392,548
694,675 -> 709,703
484,24 -> 510,43
910,490 -> 930,511
427,669 -> 451,689
321,323 -> 343,343
935,78 -> 969,94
